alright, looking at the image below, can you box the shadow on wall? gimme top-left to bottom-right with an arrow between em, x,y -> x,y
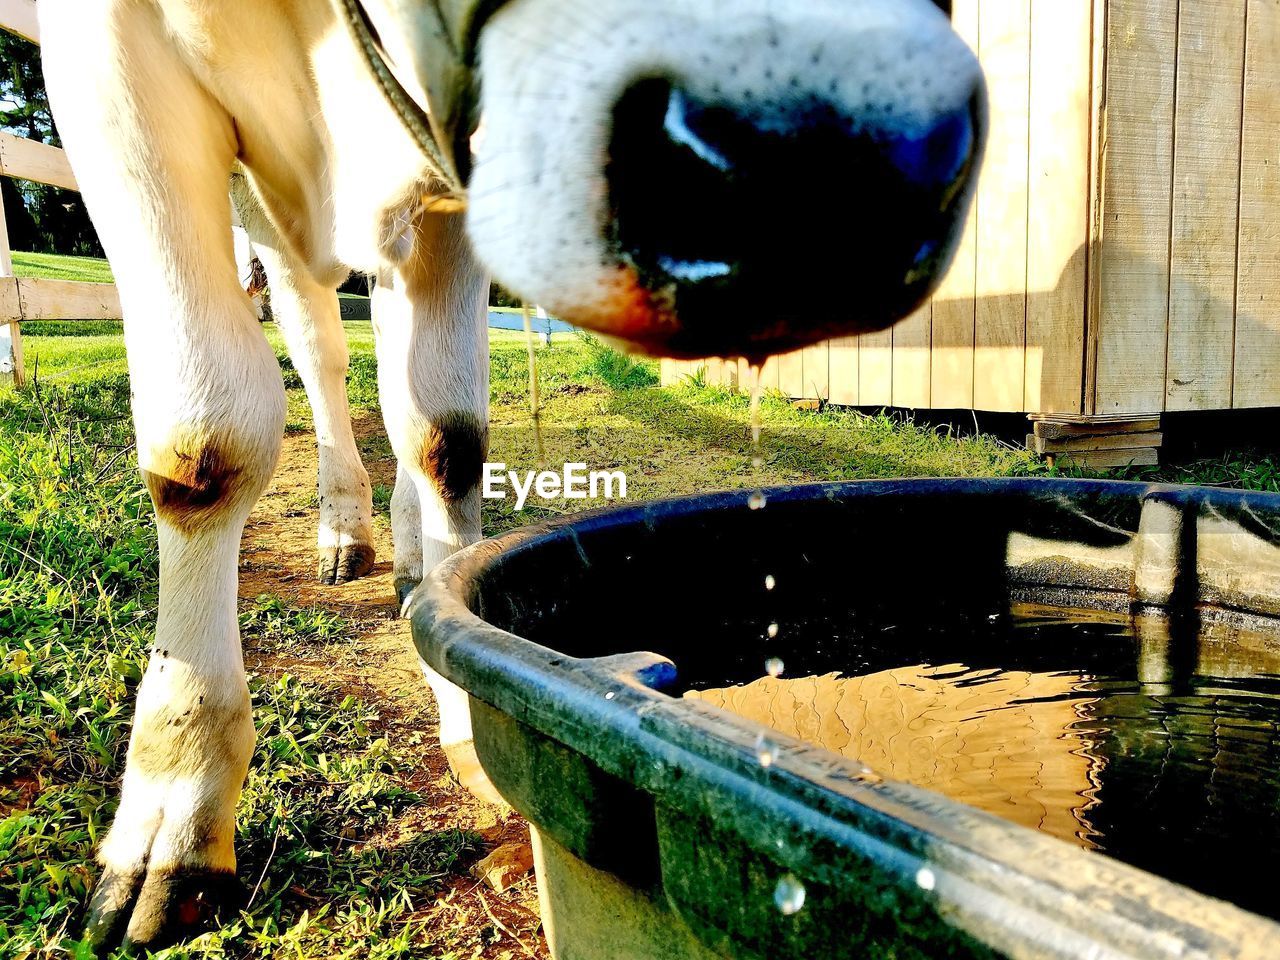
687,241 -> 1280,420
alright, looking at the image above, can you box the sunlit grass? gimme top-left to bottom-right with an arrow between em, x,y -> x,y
8,254 -> 1280,956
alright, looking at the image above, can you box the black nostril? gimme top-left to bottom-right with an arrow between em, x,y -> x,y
607,79 -> 748,283
883,108 -> 976,194
606,76 -> 982,351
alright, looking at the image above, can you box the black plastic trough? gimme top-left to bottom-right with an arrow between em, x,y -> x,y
410,478 -> 1280,959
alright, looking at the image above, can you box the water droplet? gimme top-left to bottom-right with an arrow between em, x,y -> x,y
773,874 -> 806,915
604,691 -> 616,700
987,613 -> 999,623
915,866 -> 936,891
764,574 -> 776,591
767,622 -> 780,639
748,491 -> 768,511
755,732 -> 779,768
766,657 -> 785,678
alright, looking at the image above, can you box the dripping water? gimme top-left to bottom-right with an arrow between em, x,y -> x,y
522,303 -> 546,464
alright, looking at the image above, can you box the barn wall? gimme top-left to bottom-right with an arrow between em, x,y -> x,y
665,0 -> 1279,417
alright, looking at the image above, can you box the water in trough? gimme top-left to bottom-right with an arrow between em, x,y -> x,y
686,606 -> 1280,922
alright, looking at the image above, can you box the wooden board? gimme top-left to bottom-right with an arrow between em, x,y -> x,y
858,328 -> 893,406
721,356 -> 740,391
892,302 -> 931,408
0,132 -> 77,191
758,353 -> 781,393
1092,0 -> 1179,414
776,348 -> 804,399
930,0 -> 980,410
1084,0 -> 1111,415
16,278 -> 122,321
828,337 -> 859,406
1233,0 -> 1280,408
973,0 -> 1031,411
1030,431 -> 1163,454
1165,0 -> 1246,411
1033,416 -> 1161,440
1024,0 -> 1092,415
0,0 -> 38,44
1051,447 -> 1160,470
801,341 -> 829,401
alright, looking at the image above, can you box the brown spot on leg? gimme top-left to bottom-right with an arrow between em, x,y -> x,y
129,697 -> 252,780
141,437 -> 250,534
418,411 -> 487,503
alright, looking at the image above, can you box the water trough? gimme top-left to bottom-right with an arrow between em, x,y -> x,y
411,479 -> 1280,959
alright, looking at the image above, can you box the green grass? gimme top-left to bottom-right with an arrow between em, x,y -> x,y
7,257 -> 1280,957
12,251 -> 115,285
0,376 -> 482,958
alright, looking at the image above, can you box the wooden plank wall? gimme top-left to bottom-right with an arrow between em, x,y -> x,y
662,1 -> 1280,416
1091,0 -> 1280,414
672,0 -> 1094,415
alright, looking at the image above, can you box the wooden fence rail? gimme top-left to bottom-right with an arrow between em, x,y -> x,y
1,0 -> 125,387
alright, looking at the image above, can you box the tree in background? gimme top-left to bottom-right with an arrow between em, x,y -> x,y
0,32 -> 104,257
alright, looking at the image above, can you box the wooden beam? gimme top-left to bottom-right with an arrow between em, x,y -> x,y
1032,415 -> 1161,440
1049,448 -> 1160,470
0,0 -> 38,44
1029,431 -> 1163,455
16,277 -> 122,321
0,131 -> 77,191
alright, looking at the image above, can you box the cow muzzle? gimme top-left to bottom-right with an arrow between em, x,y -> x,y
356,0 -> 986,360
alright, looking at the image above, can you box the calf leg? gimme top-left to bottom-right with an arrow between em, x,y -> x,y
232,181 -> 376,584
391,462 -> 424,606
42,4 -> 283,947
373,210 -> 500,801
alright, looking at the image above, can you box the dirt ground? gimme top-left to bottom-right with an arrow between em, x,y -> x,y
237,422 -> 549,959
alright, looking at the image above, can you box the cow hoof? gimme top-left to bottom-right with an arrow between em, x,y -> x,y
85,864 -> 243,952
395,577 -> 420,611
317,542 -> 376,584
444,739 -> 507,807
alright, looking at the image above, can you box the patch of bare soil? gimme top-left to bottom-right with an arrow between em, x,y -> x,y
239,421 -> 547,959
